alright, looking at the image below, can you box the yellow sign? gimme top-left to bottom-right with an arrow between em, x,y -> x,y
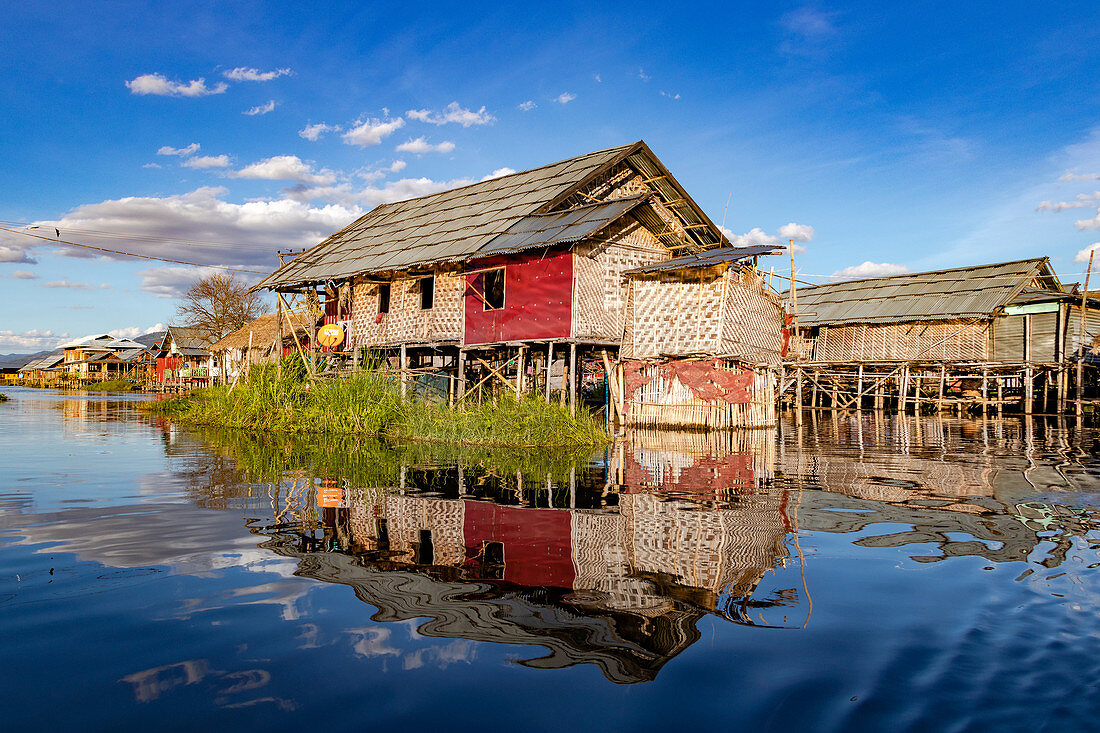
317,323 -> 345,348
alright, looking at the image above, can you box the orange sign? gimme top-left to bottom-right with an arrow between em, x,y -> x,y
317,323 -> 345,348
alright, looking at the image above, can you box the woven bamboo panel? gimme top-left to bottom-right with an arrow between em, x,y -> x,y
721,272 -> 784,365
623,274 -> 725,359
813,319 -> 990,362
351,271 -> 464,347
572,221 -> 666,341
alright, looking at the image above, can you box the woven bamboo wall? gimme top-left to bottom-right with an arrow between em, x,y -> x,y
812,319 -> 991,362
572,220 -> 666,341
351,271 -> 464,347
721,271 -> 784,365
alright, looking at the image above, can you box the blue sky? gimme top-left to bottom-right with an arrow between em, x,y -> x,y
3,0 -> 1100,352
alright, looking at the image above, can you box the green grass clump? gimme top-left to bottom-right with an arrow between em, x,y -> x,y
140,361 -> 608,449
80,379 -> 143,392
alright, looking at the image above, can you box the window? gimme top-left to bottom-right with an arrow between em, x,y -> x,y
416,529 -> 434,565
484,268 -> 505,310
378,283 -> 390,314
419,276 -> 434,310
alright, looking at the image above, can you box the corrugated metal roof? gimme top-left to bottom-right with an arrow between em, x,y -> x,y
794,259 -> 1054,326
624,245 -> 782,275
476,195 -> 647,257
260,143 -> 637,288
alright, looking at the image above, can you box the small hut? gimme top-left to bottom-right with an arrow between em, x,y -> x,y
209,313 -> 311,382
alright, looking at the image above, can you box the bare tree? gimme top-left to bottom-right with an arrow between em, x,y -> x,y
175,273 -> 270,343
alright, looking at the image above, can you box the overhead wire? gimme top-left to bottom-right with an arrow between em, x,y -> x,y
0,226 -> 271,273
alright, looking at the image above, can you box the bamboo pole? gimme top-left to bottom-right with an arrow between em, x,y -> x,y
457,349 -> 466,400
569,343 -> 577,415
400,343 -> 407,399
275,294 -> 283,377
545,341 -> 554,401
1077,249 -> 1093,416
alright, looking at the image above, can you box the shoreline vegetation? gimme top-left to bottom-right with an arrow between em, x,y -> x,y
138,363 -> 609,449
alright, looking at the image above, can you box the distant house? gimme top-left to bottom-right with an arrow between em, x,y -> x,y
790,258 -> 1099,365
258,141 -> 785,428
152,326 -> 215,383
57,334 -> 151,381
18,352 -> 65,381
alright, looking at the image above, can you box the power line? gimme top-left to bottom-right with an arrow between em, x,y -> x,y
0,226 -> 272,273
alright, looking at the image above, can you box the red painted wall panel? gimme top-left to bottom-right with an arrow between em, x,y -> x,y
462,501 -> 575,589
463,250 -> 572,345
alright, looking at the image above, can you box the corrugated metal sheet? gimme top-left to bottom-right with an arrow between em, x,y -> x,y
1031,312 -> 1058,362
476,195 -> 646,257
260,144 -> 637,288
993,315 -> 1024,361
624,245 -> 781,275
795,259 -> 1050,327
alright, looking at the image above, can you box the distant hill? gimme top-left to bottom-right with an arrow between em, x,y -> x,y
0,330 -> 167,370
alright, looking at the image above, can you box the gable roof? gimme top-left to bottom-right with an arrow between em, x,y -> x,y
58,334 -> 147,351
165,325 -> 214,353
260,141 -> 728,289
209,313 -> 311,352
794,258 -> 1059,327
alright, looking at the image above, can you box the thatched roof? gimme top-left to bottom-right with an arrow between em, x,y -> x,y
210,313 -> 311,352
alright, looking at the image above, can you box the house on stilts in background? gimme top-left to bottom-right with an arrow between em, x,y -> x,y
258,141 -> 786,428
783,258 -> 1100,414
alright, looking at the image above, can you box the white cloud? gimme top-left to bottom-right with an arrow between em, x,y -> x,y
389,160 -> 407,173
342,116 -> 405,147
660,91 -> 681,100
1037,192 -> 1100,212
299,123 -> 339,141
518,100 -> 536,112
142,163 -> 162,169
110,323 -> 165,339
406,102 -> 494,127
126,73 -> 227,97
243,100 -> 276,116
594,74 -> 602,83
481,168 -> 516,181
157,143 -> 200,157
395,137 -> 455,154
831,262 -> 911,280
1075,243 -> 1100,263
10,270 -> 38,279
781,7 -> 837,39
0,329 -> 69,353
42,280 -> 111,290
554,92 -> 576,104
136,266 -> 220,298
0,239 -> 36,264
223,67 -> 292,82
1059,171 -> 1100,182
182,155 -> 231,169
283,175 -> 477,209
778,222 -> 816,242
638,68 -> 651,82
719,223 -> 812,254
31,186 -> 361,267
233,155 -> 336,184
1075,210 -> 1100,230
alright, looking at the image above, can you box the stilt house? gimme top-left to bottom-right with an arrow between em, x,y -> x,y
259,141 -> 786,428
786,258 -> 1100,412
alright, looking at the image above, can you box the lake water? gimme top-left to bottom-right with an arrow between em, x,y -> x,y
1,386 -> 1099,731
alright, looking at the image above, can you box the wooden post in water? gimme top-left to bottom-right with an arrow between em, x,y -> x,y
1024,364 -> 1034,415
997,376 -> 1004,416
275,293 -> 283,377
545,342 -> 555,400
857,364 -> 864,410
1078,250 -> 1094,416
400,343 -> 407,399
899,366 -> 909,414
515,346 -> 526,399
569,343 -> 577,414
795,367 -> 803,425
981,367 -> 989,416
457,348 -> 466,401
938,364 -> 946,413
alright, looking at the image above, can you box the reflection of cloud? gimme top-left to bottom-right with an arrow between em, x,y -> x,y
349,626 -> 401,658
403,640 -> 477,670
121,659 -> 212,702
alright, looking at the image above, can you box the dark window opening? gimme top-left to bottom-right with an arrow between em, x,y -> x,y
416,529 -> 434,565
419,276 -> 434,310
378,283 -> 390,313
484,268 -> 505,310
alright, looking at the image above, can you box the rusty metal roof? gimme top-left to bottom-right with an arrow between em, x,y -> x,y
624,245 -> 783,275
260,143 -> 638,288
476,195 -> 648,258
793,258 -> 1057,326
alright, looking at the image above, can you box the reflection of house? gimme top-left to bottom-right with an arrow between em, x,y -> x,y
57,334 -> 151,380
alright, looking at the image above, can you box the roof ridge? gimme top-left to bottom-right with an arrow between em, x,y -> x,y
797,257 -> 1049,292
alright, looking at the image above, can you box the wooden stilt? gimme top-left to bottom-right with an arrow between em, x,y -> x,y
857,364 -> 864,410
309,288 -> 317,377
938,364 -> 946,413
275,294 -> 283,376
515,346 -> 526,399
457,348 -> 466,400
997,376 -> 1004,416
899,366 -> 909,414
795,367 -> 804,425
400,343 -> 407,399
1024,365 -> 1034,415
545,341 -> 554,401
569,343 -> 577,415
981,367 -> 989,416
